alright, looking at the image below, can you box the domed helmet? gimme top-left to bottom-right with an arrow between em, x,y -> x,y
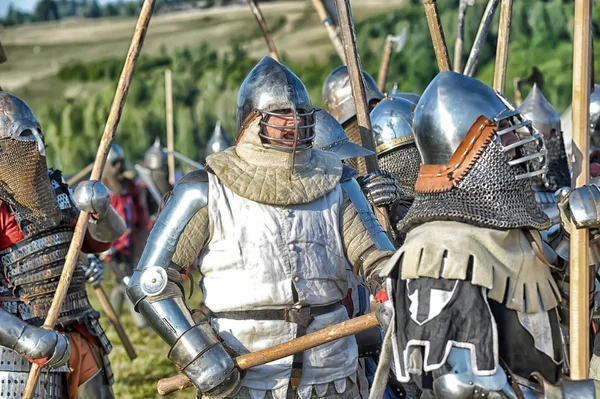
312,109 -> 374,160
322,66 -> 384,125
389,83 -> 420,104
237,57 -> 316,173
205,121 -> 233,157
144,137 -> 168,171
371,96 -> 421,195
519,84 -> 570,191
400,71 -> 549,232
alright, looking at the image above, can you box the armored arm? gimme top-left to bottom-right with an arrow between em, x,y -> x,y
339,170 -> 396,286
72,180 -> 126,242
126,170 -> 239,397
0,308 -> 70,369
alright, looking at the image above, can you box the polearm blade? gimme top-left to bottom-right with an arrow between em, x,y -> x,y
463,0 -> 500,77
377,27 -> 408,92
247,0 -> 280,61
453,0 -> 475,73
311,0 -> 346,63
492,0 -> 513,92
421,0 -> 452,71
22,0 -> 157,397
569,0 -> 592,380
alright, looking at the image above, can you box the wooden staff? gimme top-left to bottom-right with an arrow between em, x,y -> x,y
311,0 -> 346,63
22,1 -> 157,396
569,0 -> 592,380
94,284 -> 137,360
453,0 -> 474,73
165,69 -> 176,186
463,0 -> 500,77
421,0 -> 451,71
377,28 -> 407,93
335,0 -> 390,228
66,162 -> 94,187
157,312 -> 379,396
247,0 -> 280,61
492,0 -> 513,92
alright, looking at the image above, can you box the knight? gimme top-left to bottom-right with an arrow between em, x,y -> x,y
376,71 -> 600,397
127,56 -> 396,399
0,91 -> 126,397
205,120 -> 233,158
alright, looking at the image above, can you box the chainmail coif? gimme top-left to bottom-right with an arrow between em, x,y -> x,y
378,144 -> 421,196
400,138 -> 551,232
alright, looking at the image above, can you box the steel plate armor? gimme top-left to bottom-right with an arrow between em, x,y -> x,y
313,109 -> 374,160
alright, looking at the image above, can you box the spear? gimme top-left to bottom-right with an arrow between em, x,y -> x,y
463,0 -> 500,77
569,0 -> 592,380
453,0 -> 475,73
247,0 -> 280,61
377,27 -> 408,93
311,0 -> 346,63
422,0 -> 451,71
492,0 -> 513,92
165,69 -> 176,186
22,0 -> 157,396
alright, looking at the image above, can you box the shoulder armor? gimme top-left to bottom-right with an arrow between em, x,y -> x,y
178,168 -> 209,185
341,164 -> 359,182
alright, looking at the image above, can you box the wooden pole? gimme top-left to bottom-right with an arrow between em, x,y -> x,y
492,0 -> 512,92
66,162 -> 94,187
377,36 -> 394,92
22,1 -> 156,396
165,69 -> 175,186
569,0 -> 592,380
453,0 -> 473,73
157,313 -> 379,396
463,0 -> 500,77
247,0 -> 280,61
421,0 -> 451,71
94,284 -> 137,360
311,0 -> 346,64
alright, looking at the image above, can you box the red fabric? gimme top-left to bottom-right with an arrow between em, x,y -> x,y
0,202 -> 24,250
109,179 -> 148,256
340,288 -> 354,319
591,150 -> 600,177
375,290 -> 389,303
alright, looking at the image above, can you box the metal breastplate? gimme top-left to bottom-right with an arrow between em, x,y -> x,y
0,227 -> 93,326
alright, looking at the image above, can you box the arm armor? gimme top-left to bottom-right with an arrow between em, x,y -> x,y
126,170 -> 239,396
0,308 -> 70,368
340,166 -> 396,284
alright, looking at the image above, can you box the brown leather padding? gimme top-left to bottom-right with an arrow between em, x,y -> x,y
414,115 -> 497,193
235,110 -> 261,144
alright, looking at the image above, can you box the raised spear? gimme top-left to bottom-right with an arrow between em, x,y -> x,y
22,0 -> 157,396
377,27 -> 408,93
453,0 -> 475,73
463,0 -> 500,77
492,0 -> 513,92
247,0 -> 280,61
421,0 -> 451,71
311,0 -> 346,63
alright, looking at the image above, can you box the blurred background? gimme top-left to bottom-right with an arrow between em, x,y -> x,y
0,0 -> 599,397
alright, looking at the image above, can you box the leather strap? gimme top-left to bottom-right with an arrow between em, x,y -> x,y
415,115 -> 497,193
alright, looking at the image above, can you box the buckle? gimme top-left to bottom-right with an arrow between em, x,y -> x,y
284,307 -> 314,327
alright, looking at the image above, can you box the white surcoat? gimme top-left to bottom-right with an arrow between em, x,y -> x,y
200,173 -> 359,399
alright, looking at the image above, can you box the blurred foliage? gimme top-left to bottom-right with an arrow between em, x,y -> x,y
37,0 -> 600,174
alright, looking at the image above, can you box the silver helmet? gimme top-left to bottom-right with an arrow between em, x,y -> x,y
237,56 -> 315,154
413,71 -> 547,181
0,92 -> 45,156
206,121 -> 232,157
107,143 -> 125,166
389,83 -> 420,104
144,137 -> 168,171
371,96 -> 415,155
519,84 -> 560,138
312,109 -> 374,160
322,66 -> 384,125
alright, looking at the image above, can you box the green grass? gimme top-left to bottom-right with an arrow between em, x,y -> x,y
88,273 -> 203,398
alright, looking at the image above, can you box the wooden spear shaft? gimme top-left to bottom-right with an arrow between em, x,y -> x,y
247,0 -> 280,61
165,69 -> 176,186
492,0 -> 513,92
311,0 -> 346,64
422,0 -> 451,71
377,36 -> 394,93
569,0 -> 592,380
22,1 -> 156,397
157,313 -> 379,396
463,0 -> 500,77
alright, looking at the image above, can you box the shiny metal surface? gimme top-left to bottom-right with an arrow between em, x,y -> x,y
138,297 -> 196,345
106,143 -> 125,166
322,66 -> 384,125
519,84 -> 561,138
134,164 -> 163,204
168,323 -> 220,369
73,180 -> 111,218
77,368 -> 114,399
13,324 -> 70,369
183,343 -> 240,396
567,184 -> 600,228
87,206 -> 127,243
0,369 -> 63,398
375,299 -> 394,332
144,137 -> 168,171
389,84 -> 420,104
0,92 -> 45,156
313,109 -> 374,160
140,266 -> 168,296
340,175 -> 395,251
205,121 -> 233,156
370,96 -> 415,155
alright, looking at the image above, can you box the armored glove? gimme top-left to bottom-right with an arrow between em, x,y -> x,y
83,255 -> 104,286
357,170 -> 402,208
73,180 -> 112,219
556,180 -> 600,229
14,326 -> 71,369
